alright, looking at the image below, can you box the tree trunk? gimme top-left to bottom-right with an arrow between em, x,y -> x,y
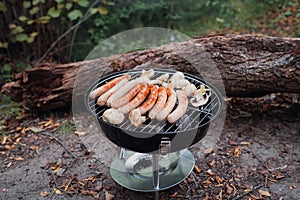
1,34 -> 300,111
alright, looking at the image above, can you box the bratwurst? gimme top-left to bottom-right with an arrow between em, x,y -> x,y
167,90 -> 188,123
118,83 -> 150,114
89,74 -> 131,99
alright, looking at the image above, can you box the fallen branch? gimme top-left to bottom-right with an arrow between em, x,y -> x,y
231,185 -> 263,200
40,131 -> 77,158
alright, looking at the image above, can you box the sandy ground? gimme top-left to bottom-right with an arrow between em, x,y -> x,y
0,98 -> 299,200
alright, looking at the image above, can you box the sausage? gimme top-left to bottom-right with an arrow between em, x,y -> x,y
89,74 -> 131,99
138,85 -> 158,115
167,90 -> 188,123
110,83 -> 144,109
97,78 -> 129,106
106,77 -> 149,107
156,88 -> 176,121
118,84 -> 150,114
148,87 -> 167,119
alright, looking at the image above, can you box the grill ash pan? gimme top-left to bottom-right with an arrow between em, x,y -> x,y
85,69 -> 223,153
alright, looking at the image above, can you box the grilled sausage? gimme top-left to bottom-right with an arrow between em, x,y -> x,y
89,74 -> 131,99
138,85 -> 158,115
118,84 -> 150,114
156,88 -> 176,121
106,77 -> 149,107
148,87 -> 167,119
110,83 -> 144,109
167,90 -> 188,123
97,78 -> 129,106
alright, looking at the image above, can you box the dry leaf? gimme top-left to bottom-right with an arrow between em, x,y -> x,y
105,190 -> 115,200
201,180 -> 212,188
194,164 -> 201,173
289,185 -> 296,189
258,189 -> 271,197
30,145 -> 38,150
2,136 -> 9,145
204,147 -> 214,155
15,127 -> 22,132
216,176 -> 223,184
53,187 -> 63,194
234,146 -> 242,157
14,156 -> 24,161
226,184 -> 233,194
273,171 -> 285,180
5,144 -> 15,150
209,160 -> 216,167
206,169 -> 215,176
6,162 -> 12,168
75,131 -> 87,136
39,191 -> 50,197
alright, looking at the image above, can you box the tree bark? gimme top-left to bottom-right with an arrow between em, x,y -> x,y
1,34 -> 300,111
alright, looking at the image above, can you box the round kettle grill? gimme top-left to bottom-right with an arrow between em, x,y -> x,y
85,68 -> 224,194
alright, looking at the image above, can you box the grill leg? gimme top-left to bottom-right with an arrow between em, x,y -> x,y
152,154 -> 160,200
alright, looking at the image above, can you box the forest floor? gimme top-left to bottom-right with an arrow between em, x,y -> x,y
0,95 -> 299,200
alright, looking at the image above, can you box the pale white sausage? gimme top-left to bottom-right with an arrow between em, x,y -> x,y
97,78 -> 129,106
167,90 -> 188,123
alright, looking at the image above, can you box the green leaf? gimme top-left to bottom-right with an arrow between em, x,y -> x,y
98,6 -> 108,15
27,20 -> 34,25
29,6 -> 40,15
26,37 -> 34,43
0,2 -> 7,12
11,26 -> 24,34
68,9 -> 83,21
284,10 -> 292,16
32,0 -> 40,6
89,8 -> 98,15
23,1 -> 31,9
57,3 -> 64,9
47,7 -> 61,18
77,0 -> 89,7
38,16 -> 50,24
19,15 -> 28,22
16,34 -> 28,42
65,3 -> 72,10
55,0 -> 63,3
0,42 -> 8,48
30,32 -> 38,38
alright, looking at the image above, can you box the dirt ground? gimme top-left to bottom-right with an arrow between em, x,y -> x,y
0,96 -> 299,200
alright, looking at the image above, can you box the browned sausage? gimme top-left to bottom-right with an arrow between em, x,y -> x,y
148,87 -> 167,119
110,83 -> 144,109
138,85 -> 158,115
118,84 -> 150,114
156,88 -> 176,121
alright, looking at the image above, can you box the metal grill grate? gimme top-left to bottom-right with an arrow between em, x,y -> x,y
86,69 -> 223,134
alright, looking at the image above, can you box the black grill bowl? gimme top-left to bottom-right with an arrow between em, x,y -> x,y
85,69 -> 223,154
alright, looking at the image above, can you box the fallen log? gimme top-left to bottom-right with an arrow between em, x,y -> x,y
1,34 -> 300,111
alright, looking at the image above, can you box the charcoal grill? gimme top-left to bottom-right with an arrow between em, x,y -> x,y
85,68 -> 224,194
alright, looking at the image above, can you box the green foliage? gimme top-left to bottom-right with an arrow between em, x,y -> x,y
0,95 -> 24,124
0,0 -> 298,65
